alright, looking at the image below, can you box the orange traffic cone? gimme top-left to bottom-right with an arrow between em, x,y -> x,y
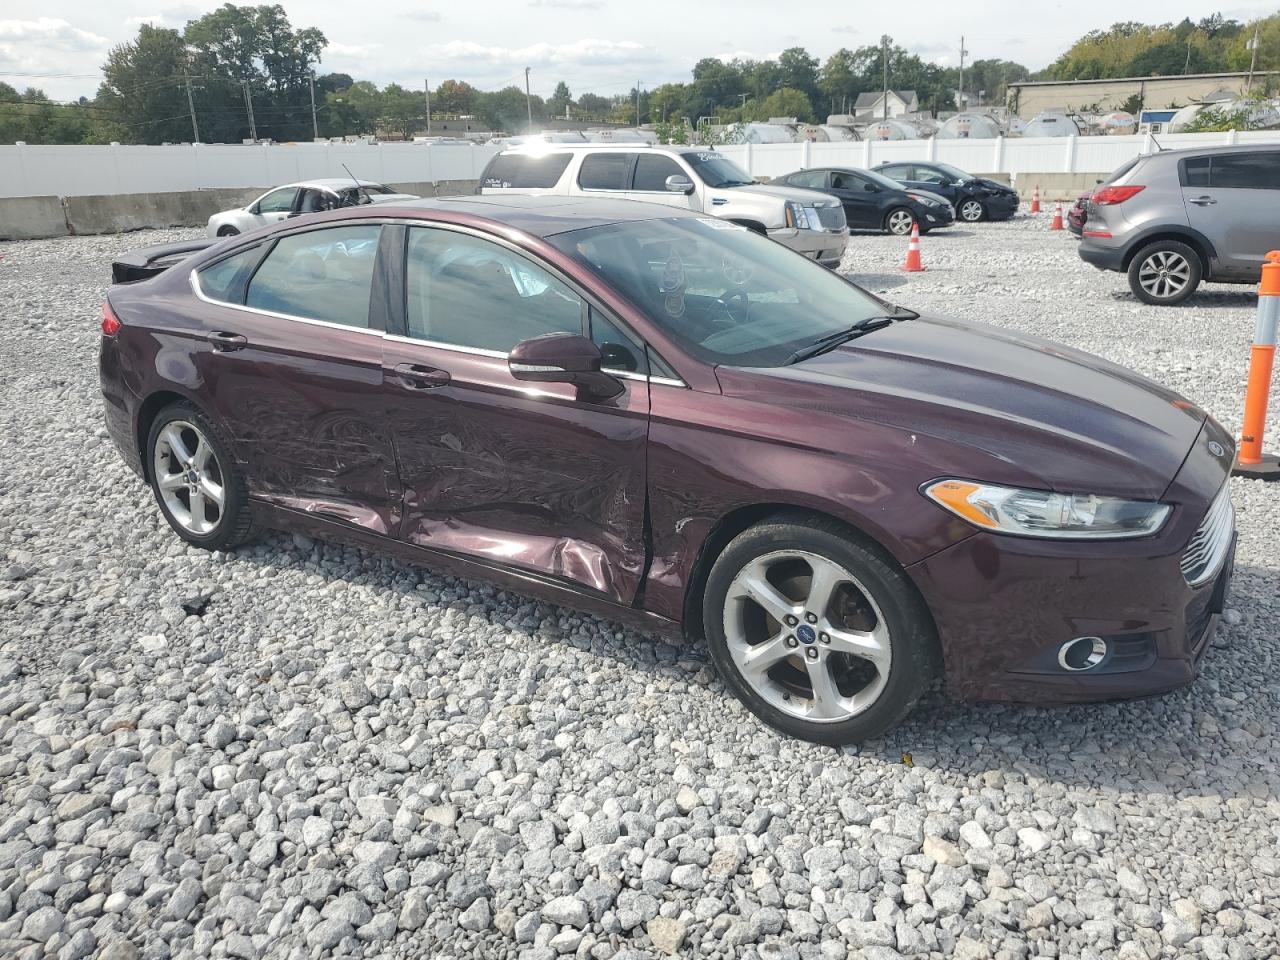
1233,249 -> 1280,480
902,222 -> 924,273
1030,184 -> 1041,214
1050,201 -> 1064,231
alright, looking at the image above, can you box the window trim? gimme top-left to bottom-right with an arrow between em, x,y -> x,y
190,222 -> 387,335
391,219 -> 687,386
576,151 -> 638,193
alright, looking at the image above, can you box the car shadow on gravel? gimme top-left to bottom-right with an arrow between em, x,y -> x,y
232,532 -> 1276,800
844,273 -> 910,292
1108,289 -> 1260,308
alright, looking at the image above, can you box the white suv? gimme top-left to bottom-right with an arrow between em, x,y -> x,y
478,144 -> 850,268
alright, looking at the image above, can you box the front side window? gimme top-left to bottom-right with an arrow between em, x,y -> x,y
245,225 -> 382,328
578,153 -> 633,190
256,187 -> 297,214
831,171 -> 866,191
196,246 -> 263,303
787,170 -> 828,189
590,309 -> 647,374
633,154 -> 685,192
1208,152 -> 1279,189
913,167 -> 950,184
480,153 -> 573,189
405,228 -> 583,353
552,218 -> 891,367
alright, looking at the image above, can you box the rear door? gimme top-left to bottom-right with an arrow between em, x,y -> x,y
380,224 -> 651,604
830,170 -> 879,228
189,223 -> 401,534
1181,151 -> 1280,279
577,151 -> 637,198
624,152 -> 700,210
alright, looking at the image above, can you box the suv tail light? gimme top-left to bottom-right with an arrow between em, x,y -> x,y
101,302 -> 121,336
1091,185 -> 1145,205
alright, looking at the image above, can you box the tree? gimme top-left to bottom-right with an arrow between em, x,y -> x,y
648,83 -> 688,123
326,80 -> 381,135
746,87 -> 813,122
96,25 -> 193,144
433,79 -> 477,116
576,92 -> 612,117
475,85 -> 543,132
776,47 -> 820,110
547,81 -> 572,118
380,83 -> 423,138
819,49 -> 861,114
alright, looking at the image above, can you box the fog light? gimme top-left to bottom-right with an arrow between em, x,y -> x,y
1057,636 -> 1107,672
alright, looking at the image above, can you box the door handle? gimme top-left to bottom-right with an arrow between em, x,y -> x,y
1189,196 -> 1217,206
393,362 -> 450,389
207,331 -> 248,352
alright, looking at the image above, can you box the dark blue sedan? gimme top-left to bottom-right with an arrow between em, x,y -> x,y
873,162 -> 1019,223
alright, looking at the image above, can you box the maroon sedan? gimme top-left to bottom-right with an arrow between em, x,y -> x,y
99,196 -> 1236,744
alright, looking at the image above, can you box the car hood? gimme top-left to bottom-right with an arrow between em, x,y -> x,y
717,315 -> 1206,500
972,178 -> 1015,193
728,183 -> 838,206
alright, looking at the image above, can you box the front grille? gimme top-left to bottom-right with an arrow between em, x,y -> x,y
1181,483 -> 1234,586
815,204 -> 846,231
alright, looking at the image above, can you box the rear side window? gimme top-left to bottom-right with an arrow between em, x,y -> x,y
246,225 -> 382,328
786,170 -> 827,189
1181,156 -> 1211,187
481,153 -> 572,189
1209,152 -> 1279,189
579,153 -> 632,190
197,246 -> 263,304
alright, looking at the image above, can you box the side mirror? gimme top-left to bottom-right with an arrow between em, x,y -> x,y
665,174 -> 696,195
864,183 -> 878,192
508,333 -> 623,401
248,203 -> 261,214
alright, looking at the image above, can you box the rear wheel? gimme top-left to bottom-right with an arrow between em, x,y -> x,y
147,403 -> 256,551
216,226 -> 240,238
1127,240 -> 1202,305
703,514 -> 938,745
958,198 -> 986,222
885,208 -> 915,235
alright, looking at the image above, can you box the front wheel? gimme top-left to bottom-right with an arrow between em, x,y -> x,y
147,403 -> 256,551
957,198 -> 986,222
1127,240 -> 1202,305
884,208 -> 915,235
216,226 -> 240,238
703,514 -> 939,745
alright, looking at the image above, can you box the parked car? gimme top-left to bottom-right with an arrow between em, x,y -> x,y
873,161 -> 1020,223
1067,193 -> 1089,237
206,179 -> 419,237
770,167 -> 954,235
102,196 -> 1236,745
477,144 -> 849,267
1078,145 -> 1280,304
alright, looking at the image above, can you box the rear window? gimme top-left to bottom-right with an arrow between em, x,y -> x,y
578,153 -> 633,191
480,153 -> 572,189
1102,157 -> 1142,186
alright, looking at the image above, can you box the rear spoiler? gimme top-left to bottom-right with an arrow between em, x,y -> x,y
111,238 -> 219,285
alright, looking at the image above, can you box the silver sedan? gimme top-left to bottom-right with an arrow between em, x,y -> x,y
206,179 -> 419,237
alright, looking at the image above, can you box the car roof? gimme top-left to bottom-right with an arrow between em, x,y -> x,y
360,194 -> 705,237
497,143 -> 713,156
277,178 -> 385,191
1141,143 -> 1280,159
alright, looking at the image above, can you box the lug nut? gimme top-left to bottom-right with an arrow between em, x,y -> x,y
805,612 -> 818,623
819,632 -> 830,644
805,648 -> 819,660
785,636 -> 798,648
784,615 -> 798,627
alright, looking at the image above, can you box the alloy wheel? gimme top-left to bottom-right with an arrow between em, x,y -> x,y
959,200 -> 984,222
722,550 -> 892,723
153,420 -> 225,535
887,210 -> 915,235
1137,250 -> 1192,300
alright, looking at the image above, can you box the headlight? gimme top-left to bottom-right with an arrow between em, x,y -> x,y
922,479 -> 1171,540
784,201 -> 805,229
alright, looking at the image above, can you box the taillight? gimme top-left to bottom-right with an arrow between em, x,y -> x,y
1091,185 -> 1145,205
101,302 -> 121,337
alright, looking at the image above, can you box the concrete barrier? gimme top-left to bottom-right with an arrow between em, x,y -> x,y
0,196 -> 68,240
1012,173 -> 1109,201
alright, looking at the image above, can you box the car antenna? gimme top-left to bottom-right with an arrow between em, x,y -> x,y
341,163 -> 371,204
1148,132 -> 1166,152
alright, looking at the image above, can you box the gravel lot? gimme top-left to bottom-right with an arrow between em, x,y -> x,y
1,213 -> 1278,960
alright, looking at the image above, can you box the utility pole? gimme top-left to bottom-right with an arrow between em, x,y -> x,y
241,80 -> 257,141
1247,25 -> 1260,91
524,67 -> 533,132
184,76 -> 200,143
881,35 -> 889,120
959,35 -> 968,111
424,78 -> 431,134
635,80 -> 641,127
308,73 -> 319,140
1183,40 -> 1192,75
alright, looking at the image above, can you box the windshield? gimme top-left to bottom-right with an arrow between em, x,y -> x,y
933,163 -> 974,182
549,217 -> 892,367
683,152 -> 756,188
860,169 -> 907,192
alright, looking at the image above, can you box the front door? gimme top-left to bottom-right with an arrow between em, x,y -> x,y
908,166 -> 959,205
625,153 -> 702,210
830,171 -> 878,228
192,223 -> 401,534
381,225 -> 650,604
250,186 -> 299,230
1181,151 -> 1280,279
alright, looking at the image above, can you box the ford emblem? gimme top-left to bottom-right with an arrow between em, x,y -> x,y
1208,440 -> 1226,458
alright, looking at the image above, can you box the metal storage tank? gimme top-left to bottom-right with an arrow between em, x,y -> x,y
937,113 -> 1001,139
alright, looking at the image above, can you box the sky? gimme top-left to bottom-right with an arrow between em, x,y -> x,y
2,1 -> 1278,103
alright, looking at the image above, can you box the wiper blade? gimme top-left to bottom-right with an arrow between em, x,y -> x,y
785,314 -> 906,365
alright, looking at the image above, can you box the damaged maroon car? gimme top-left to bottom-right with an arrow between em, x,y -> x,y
100,196 -> 1236,744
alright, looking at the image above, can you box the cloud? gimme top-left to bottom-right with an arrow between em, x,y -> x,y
714,50 -> 780,64
531,0 -> 605,7
0,19 -> 111,88
123,14 -> 165,29
833,25 -> 858,34
428,38 -> 655,68
399,10 -> 443,21
0,18 -> 109,51
328,42 -> 380,58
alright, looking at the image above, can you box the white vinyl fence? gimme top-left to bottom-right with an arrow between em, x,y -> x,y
3,129 -> 1280,199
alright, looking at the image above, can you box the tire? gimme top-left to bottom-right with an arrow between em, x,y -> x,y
216,226 -> 240,238
957,198 -> 986,223
702,513 -> 939,745
1127,240 -> 1202,305
146,402 -> 256,551
884,207 -> 915,235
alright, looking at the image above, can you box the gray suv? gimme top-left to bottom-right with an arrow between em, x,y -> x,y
1078,145 -> 1280,305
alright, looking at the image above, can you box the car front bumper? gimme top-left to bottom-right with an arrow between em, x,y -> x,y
769,226 -> 850,268
983,193 -> 1019,219
907,420 -> 1235,705
917,207 -> 955,229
